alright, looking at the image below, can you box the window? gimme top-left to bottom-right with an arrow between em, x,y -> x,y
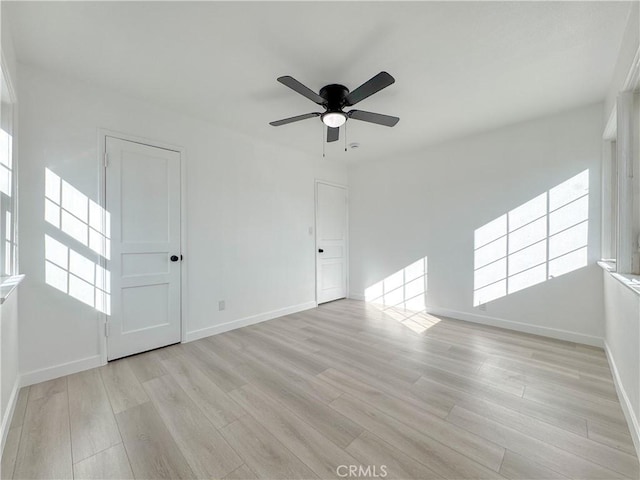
601,140 -> 617,261
0,64 -> 16,278
602,89 -> 640,274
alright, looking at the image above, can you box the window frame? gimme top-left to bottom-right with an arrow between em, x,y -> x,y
602,78 -> 640,274
0,55 -> 18,280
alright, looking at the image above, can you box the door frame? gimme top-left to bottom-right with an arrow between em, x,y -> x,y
97,129 -> 188,364
314,179 -> 349,305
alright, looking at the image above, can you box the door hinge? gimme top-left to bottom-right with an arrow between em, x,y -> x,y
104,321 -> 110,337
104,152 -> 109,167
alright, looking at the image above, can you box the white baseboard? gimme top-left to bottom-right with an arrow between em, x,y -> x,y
347,294 -> 603,347
184,301 -> 317,343
17,302 -> 317,388
604,340 -> 640,460
20,355 -> 103,388
425,305 -> 603,347
1,377 -> 20,457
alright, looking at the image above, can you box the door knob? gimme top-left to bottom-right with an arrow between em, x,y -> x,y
170,255 -> 179,262
318,248 -> 324,253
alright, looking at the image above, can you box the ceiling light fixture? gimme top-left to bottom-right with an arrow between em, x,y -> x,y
321,112 -> 347,128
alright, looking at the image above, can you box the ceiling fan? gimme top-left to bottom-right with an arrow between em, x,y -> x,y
269,72 -> 399,143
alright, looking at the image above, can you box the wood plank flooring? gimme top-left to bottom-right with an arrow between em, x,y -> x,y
2,299 -> 638,479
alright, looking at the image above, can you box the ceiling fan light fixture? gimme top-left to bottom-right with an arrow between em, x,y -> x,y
269,73 -> 399,144
321,112 -> 347,128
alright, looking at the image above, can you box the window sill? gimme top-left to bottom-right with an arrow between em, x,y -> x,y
597,260 -> 616,272
601,268 -> 640,296
0,274 -> 24,304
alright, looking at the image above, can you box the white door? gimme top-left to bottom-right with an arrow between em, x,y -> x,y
316,182 -> 348,304
105,137 -> 182,360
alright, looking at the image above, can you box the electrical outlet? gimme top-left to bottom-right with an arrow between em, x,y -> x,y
218,300 -> 225,311
308,226 -> 313,235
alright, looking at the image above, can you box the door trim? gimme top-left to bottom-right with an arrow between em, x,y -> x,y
97,129 -> 188,364
314,179 -> 349,305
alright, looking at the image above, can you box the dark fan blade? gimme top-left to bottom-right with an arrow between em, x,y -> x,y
327,127 -> 339,142
348,110 -> 399,127
277,76 -> 326,105
269,112 -> 321,126
345,72 -> 395,106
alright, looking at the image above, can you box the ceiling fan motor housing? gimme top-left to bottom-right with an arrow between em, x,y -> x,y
319,84 -> 350,111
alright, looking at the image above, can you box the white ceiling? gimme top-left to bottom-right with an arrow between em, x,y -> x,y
6,1 -> 633,161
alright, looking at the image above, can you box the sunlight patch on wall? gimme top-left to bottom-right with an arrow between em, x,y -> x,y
45,234 -> 111,314
44,168 -> 111,314
473,170 -> 589,306
45,168 -> 110,259
364,257 -> 437,333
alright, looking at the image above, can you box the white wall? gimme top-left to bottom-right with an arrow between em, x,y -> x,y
349,103 -> 604,345
1,292 -> 19,445
603,273 -> 640,452
601,1 -> 640,457
604,2 -> 639,122
17,64 -> 346,380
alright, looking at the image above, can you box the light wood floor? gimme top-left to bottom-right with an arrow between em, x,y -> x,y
2,299 -> 638,479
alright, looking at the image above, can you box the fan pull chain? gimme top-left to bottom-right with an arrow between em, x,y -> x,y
322,126 -> 325,158
344,123 -> 347,152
